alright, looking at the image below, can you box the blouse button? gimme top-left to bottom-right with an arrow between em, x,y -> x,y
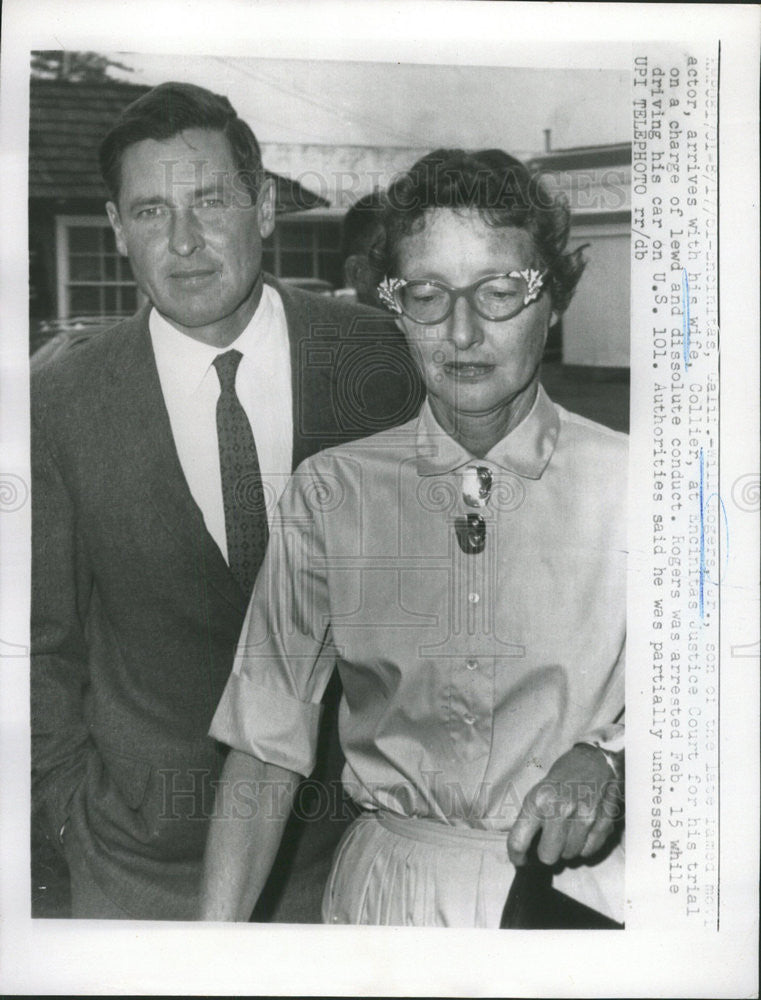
468,592 -> 480,604
464,713 -> 476,726
466,659 -> 479,671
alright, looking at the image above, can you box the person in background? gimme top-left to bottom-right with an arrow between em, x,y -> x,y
339,189 -> 385,307
200,147 -> 626,927
30,81 -> 422,921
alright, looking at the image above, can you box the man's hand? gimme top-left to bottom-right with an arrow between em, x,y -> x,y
507,744 -> 623,867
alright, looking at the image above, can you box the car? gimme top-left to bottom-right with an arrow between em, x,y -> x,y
30,315 -> 129,372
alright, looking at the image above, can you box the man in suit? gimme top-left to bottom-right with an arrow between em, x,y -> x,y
30,81 -> 421,920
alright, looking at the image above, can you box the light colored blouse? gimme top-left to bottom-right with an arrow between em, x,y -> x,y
210,385 -> 627,830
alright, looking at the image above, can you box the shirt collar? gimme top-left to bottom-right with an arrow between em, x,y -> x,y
149,283 -> 275,396
415,383 -> 560,480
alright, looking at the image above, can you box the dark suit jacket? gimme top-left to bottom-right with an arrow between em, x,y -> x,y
30,276 -> 422,920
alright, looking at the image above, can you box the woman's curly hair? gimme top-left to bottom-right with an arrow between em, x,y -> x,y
370,148 -> 587,314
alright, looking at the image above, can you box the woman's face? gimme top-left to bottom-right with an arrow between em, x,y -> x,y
393,208 -> 554,424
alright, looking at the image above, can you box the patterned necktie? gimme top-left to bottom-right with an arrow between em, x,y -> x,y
212,350 -> 269,597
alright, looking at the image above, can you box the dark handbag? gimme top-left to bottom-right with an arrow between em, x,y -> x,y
501,860 -> 624,930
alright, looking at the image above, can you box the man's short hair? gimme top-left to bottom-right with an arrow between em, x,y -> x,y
340,190 -> 385,261
99,81 -> 264,204
372,148 -> 586,314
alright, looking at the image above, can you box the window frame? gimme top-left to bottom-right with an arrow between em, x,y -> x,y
55,214 -> 143,319
262,215 -> 343,287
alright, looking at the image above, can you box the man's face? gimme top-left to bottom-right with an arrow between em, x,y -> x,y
107,128 -> 275,347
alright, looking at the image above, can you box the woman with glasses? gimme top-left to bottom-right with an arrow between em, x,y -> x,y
201,149 -> 626,928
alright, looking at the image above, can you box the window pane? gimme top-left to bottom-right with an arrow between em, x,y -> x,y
70,255 -> 102,281
278,223 -> 312,250
279,251 -> 313,277
69,286 -> 102,314
104,287 -> 118,312
261,249 -> 276,274
68,227 -> 103,253
319,222 -> 342,250
317,252 -> 343,287
120,286 -> 138,313
117,257 -> 135,282
104,255 -> 127,280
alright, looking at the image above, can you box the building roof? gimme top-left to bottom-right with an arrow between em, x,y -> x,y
527,142 -> 631,173
29,78 -> 328,211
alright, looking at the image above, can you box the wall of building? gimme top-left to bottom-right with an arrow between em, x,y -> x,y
564,216 -> 631,368
539,160 -> 631,369
261,144 -> 438,208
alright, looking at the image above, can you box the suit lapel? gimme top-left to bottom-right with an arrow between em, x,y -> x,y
100,282 -> 352,614
105,308 -> 247,615
267,276 -> 339,471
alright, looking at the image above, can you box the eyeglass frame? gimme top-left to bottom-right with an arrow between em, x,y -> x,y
377,268 -> 548,325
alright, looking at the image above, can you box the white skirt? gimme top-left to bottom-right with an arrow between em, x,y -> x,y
322,811 -> 513,927
321,810 -> 624,927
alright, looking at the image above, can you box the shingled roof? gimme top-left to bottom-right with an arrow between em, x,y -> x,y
29,78 -> 329,211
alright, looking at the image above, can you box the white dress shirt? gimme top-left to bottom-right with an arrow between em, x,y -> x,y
150,283 -> 292,562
